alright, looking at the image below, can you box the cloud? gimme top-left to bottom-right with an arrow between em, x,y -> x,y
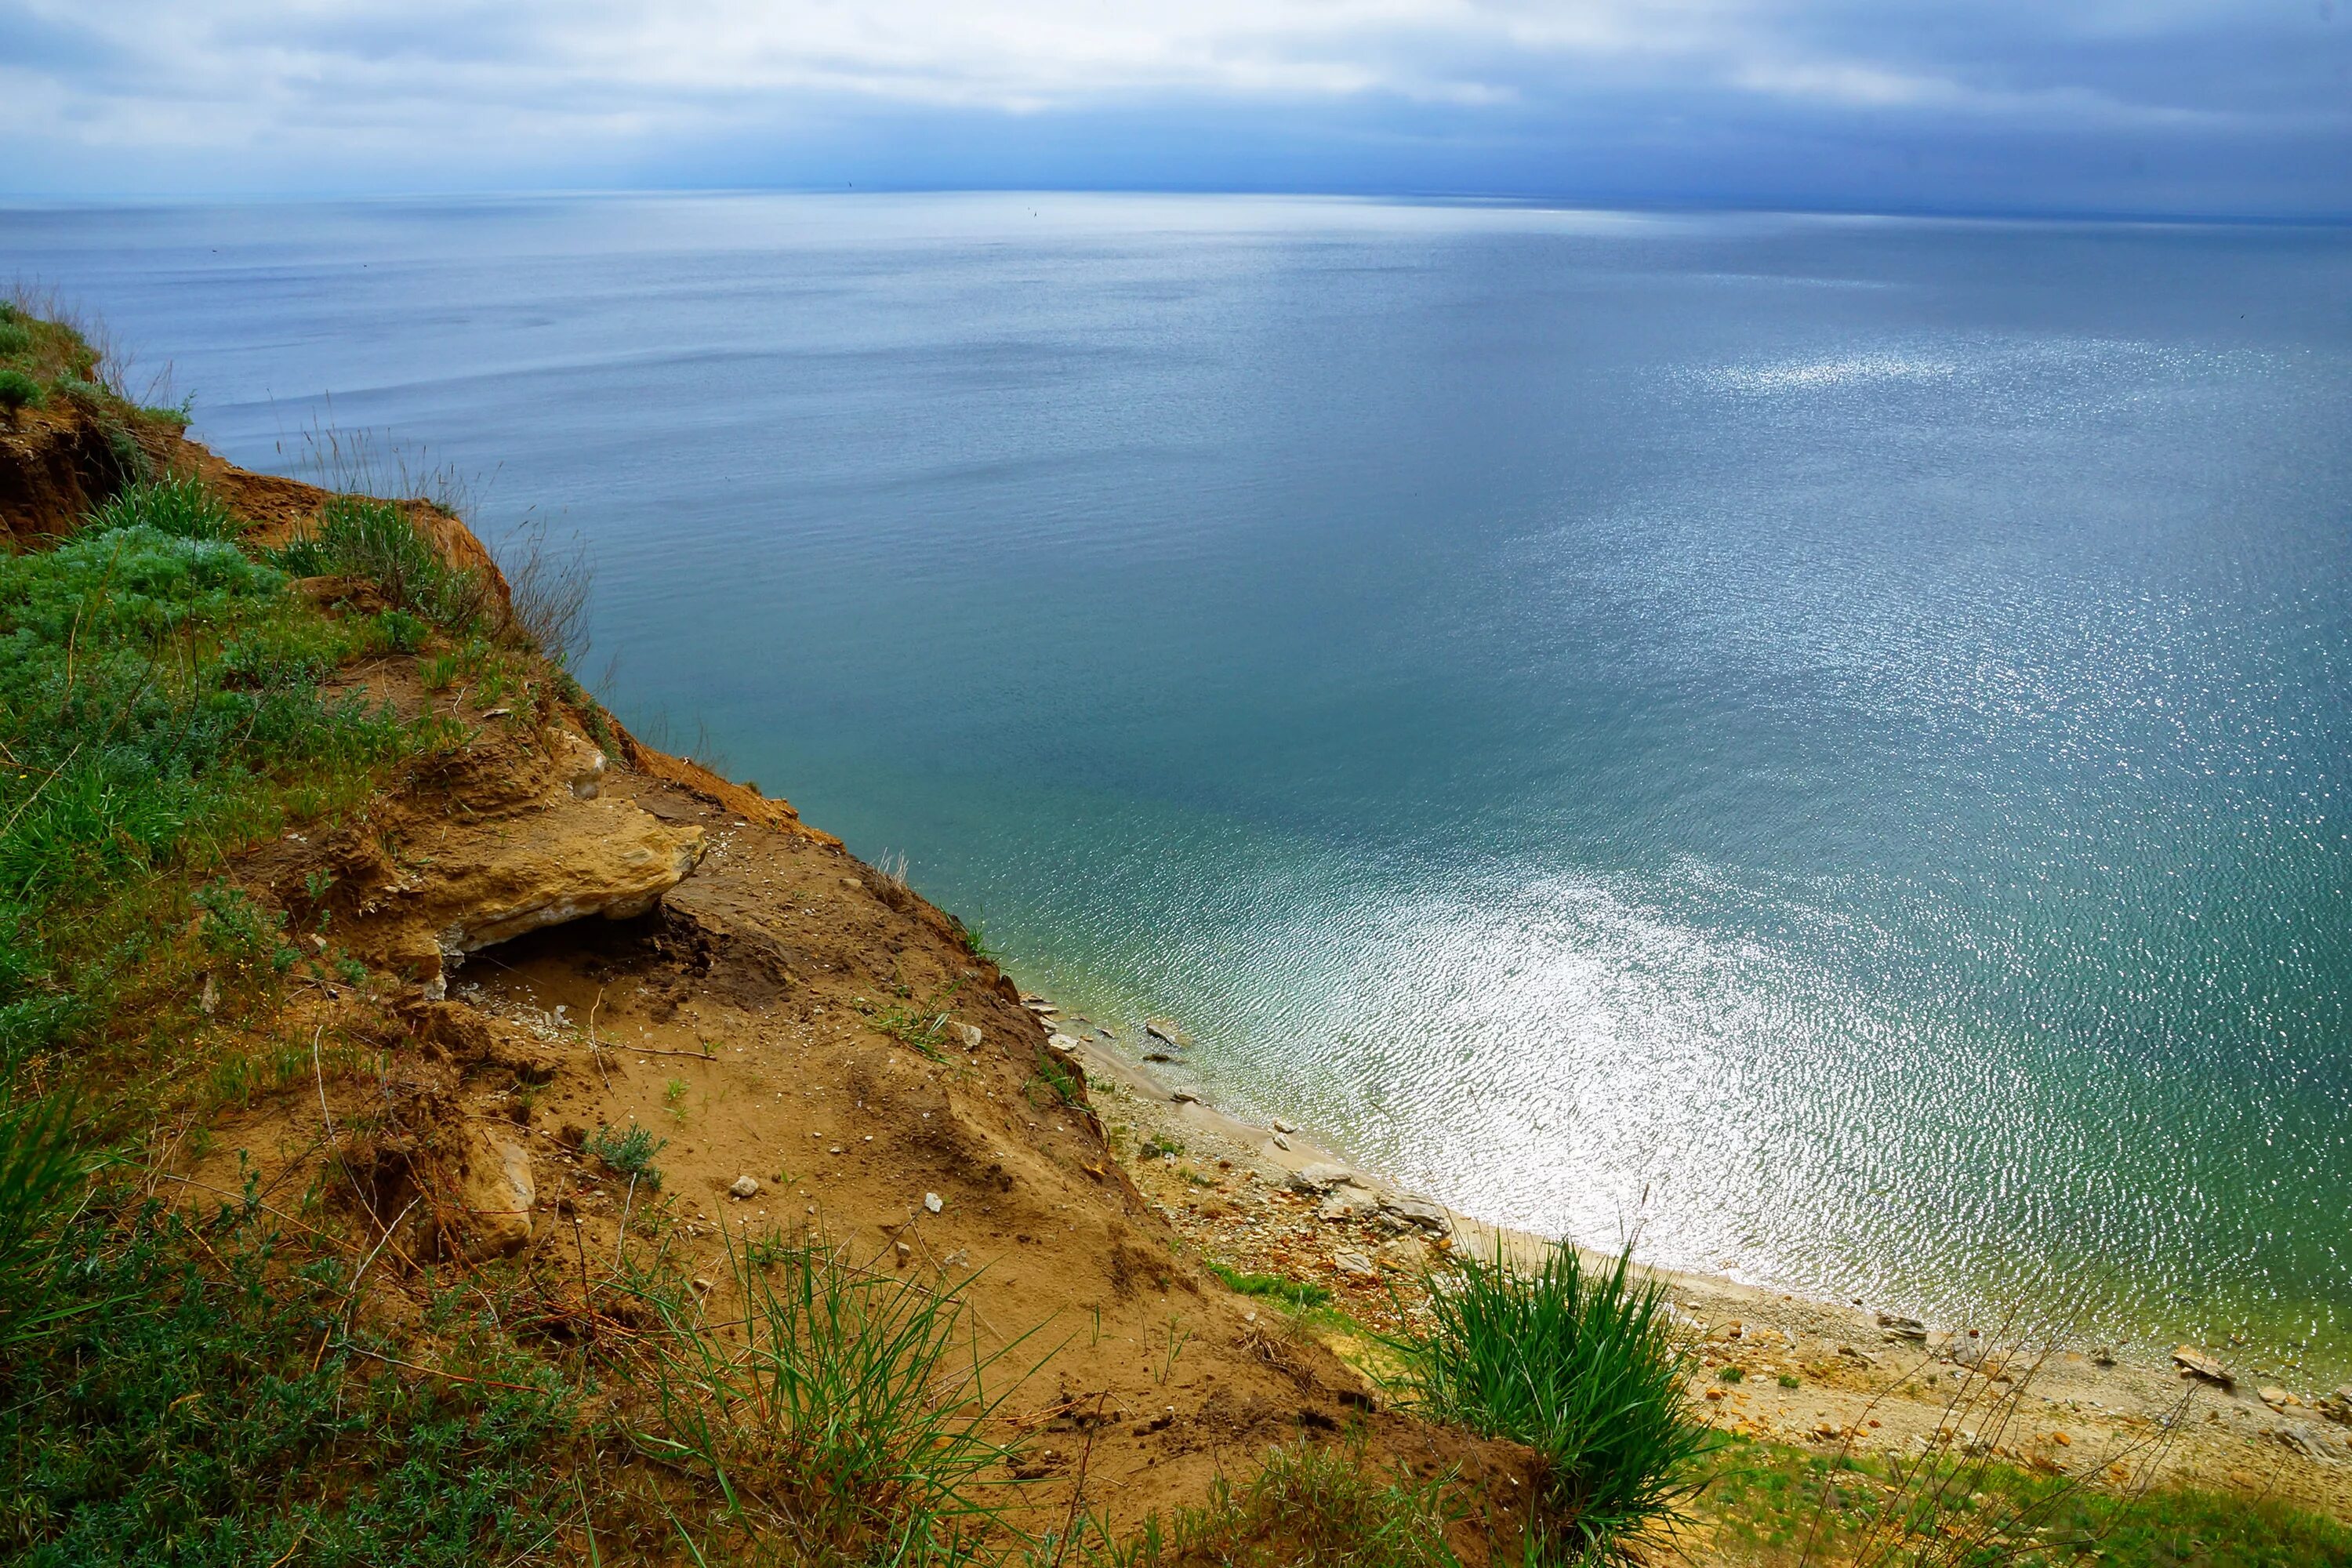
0,0 -> 2344,215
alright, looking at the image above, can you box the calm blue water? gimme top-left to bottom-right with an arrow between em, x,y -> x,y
7,194 -> 2347,1375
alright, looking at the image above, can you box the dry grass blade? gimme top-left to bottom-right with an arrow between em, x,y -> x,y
1797,1307 -> 2198,1568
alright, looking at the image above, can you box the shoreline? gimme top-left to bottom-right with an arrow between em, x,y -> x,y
1022,993 -> 2352,1515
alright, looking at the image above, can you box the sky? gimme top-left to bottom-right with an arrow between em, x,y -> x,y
2,1 -> 2347,219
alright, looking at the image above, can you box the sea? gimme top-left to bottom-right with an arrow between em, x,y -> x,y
7,192 -> 2347,1378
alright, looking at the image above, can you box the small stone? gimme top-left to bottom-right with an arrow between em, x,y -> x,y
1333,1250 -> 1378,1279
1271,1118 -> 1297,1134
2272,1425 -> 2343,1462
924,1192 -> 943,1214
2172,1346 -> 2234,1388
1875,1312 -> 1929,1342
2092,1345 -> 2118,1367
842,877 -> 863,891
1143,1052 -> 1175,1063
829,1145 -> 843,1155
1270,1134 -> 1291,1150
1047,1033 -> 1080,1054
1145,1018 -> 1189,1047
1171,1089 -> 1201,1105
1838,1345 -> 1878,1367
1381,1234 -> 1431,1269
691,1276 -> 713,1294
2259,1385 -> 2292,1408
1378,1196 -> 1453,1236
953,1022 -> 983,1050
895,1240 -> 913,1265
1319,1186 -> 1379,1221
2318,1388 -> 2352,1426
729,1174 -> 760,1199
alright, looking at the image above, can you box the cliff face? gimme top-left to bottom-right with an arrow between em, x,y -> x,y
4,397 -> 1538,1556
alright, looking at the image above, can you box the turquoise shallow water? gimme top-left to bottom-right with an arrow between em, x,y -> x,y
7,194 -> 2347,1376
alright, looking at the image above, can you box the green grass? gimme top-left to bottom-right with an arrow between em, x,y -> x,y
862,995 -> 954,1060
0,1191 -> 572,1566
1058,1439 -> 1466,1567
1207,1260 -> 1334,1312
0,439 -> 542,1559
0,294 -> 180,452
0,521 -> 429,1074
626,1228 -> 1041,1563
1697,1435 -> 2352,1567
1027,1047 -> 1084,1108
88,475 -> 243,541
1391,1243 -> 1716,1563
269,494 -> 492,633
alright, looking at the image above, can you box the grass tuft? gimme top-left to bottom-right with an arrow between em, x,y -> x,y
270,494 -> 492,633
1059,1439 -> 1465,1567
87,475 -> 242,541
622,1229 -> 1040,1563
1206,1260 -> 1334,1312
1392,1243 -> 1715,1562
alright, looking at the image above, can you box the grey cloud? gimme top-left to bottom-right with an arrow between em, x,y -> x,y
0,0 -> 2343,215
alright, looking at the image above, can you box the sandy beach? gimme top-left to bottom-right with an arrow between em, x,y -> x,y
1025,1000 -> 2352,1526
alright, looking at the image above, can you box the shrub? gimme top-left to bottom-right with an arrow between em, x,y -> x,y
1394,1243 -> 1716,1562
584,1123 -> 666,1187
0,368 -> 47,414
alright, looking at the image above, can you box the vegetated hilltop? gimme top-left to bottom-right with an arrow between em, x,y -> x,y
0,303 -> 1550,1565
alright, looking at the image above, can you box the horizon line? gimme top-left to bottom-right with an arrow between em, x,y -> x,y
3,184 -> 2347,230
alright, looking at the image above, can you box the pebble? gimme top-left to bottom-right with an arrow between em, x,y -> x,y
1047,1034 -> 1080,1054
924,1192 -> 943,1214
729,1174 -> 760,1199
1334,1250 -> 1378,1279
1171,1090 -> 1201,1105
953,1022 -> 983,1050
2172,1345 -> 2234,1388
1271,1118 -> 1297,1134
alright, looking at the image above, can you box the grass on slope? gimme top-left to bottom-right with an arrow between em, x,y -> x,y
1698,1434 -> 2352,1568
0,474 -> 575,1562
